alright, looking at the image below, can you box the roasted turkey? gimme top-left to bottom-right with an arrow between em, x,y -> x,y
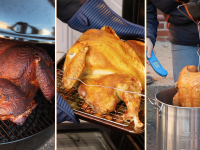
126,40 -> 145,65
173,65 -> 200,107
0,38 -> 55,125
62,26 -> 144,130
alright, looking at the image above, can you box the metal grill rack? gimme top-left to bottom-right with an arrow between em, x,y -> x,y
57,69 -> 144,134
0,92 -> 55,143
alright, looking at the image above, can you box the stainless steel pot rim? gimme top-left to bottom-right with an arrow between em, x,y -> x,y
155,87 -> 200,109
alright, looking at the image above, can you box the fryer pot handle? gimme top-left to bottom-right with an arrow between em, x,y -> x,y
148,97 -> 163,117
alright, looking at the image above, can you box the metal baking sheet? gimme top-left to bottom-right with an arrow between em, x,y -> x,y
57,69 -> 144,134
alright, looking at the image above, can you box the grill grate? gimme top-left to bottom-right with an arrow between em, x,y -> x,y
57,69 -> 144,128
0,92 -> 55,143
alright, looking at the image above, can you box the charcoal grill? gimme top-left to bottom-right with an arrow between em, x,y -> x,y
0,42 -> 55,149
0,42 -> 55,150
0,41 -> 55,150
0,0 -> 55,149
57,58 -> 144,135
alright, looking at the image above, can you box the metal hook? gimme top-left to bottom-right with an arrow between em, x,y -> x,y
197,44 -> 200,57
177,3 -> 198,24
198,21 -> 200,40
198,44 -> 200,72
177,3 -> 200,40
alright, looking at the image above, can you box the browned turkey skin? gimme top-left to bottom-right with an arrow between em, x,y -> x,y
0,38 -> 55,125
173,65 -> 200,107
62,27 -> 144,130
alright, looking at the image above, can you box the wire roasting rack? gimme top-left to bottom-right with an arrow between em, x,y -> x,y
0,92 -> 55,143
57,69 -> 144,134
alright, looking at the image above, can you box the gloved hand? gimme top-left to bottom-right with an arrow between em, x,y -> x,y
57,92 -> 80,124
67,0 -> 144,39
187,0 -> 200,19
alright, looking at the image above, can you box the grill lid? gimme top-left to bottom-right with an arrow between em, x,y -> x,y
0,0 -> 55,44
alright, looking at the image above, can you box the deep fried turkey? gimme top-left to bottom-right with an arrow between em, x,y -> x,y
173,65 -> 200,107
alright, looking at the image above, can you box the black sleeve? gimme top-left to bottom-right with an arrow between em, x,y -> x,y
57,0 -> 82,23
147,0 -> 159,46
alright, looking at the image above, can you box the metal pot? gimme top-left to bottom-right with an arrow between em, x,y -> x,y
149,87 -> 200,150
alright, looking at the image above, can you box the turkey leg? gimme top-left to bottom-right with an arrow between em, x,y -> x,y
116,77 -> 143,130
78,74 -> 143,130
0,78 -> 37,125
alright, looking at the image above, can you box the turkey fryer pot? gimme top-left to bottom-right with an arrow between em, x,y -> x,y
149,87 -> 200,150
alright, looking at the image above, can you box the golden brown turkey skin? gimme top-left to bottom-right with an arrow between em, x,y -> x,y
125,40 -> 145,65
63,26 -> 144,90
62,26 -> 144,130
78,74 -> 143,130
0,38 -> 55,125
173,65 -> 200,107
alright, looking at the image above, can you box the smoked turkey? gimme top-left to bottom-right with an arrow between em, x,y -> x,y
0,38 -> 55,125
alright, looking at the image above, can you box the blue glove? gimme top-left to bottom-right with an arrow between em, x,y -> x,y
57,92 -> 80,124
68,0 -> 144,39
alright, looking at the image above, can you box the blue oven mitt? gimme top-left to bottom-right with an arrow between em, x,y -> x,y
68,0 -> 144,39
57,92 -> 80,124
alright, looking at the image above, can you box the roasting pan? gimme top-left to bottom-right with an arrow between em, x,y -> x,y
57,57 -> 144,135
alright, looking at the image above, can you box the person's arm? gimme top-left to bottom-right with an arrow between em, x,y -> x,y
147,0 -> 159,47
146,0 -> 159,63
57,0 -> 82,23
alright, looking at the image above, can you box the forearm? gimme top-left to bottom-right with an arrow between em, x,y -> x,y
57,0 -> 82,23
147,0 -> 159,46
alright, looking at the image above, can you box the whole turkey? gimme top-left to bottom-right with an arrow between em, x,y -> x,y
173,65 -> 200,107
0,38 -> 55,125
62,26 -> 144,131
